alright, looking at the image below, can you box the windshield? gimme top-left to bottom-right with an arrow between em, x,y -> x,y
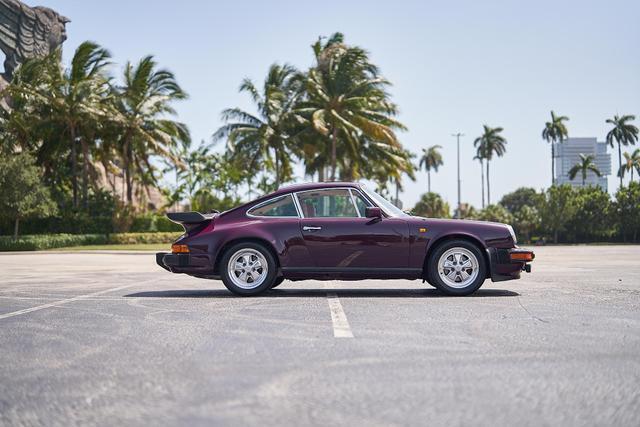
361,186 -> 409,218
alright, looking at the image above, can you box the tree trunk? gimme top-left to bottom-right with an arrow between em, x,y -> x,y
554,228 -> 558,244
480,159 -> 485,209
70,126 -> 78,208
81,138 -> 89,210
125,141 -> 133,204
318,167 -> 325,182
274,147 -> 280,188
13,217 -> 19,241
330,128 -> 337,181
486,160 -> 491,206
618,142 -> 623,188
395,179 -> 400,206
427,171 -> 431,193
551,142 -> 555,186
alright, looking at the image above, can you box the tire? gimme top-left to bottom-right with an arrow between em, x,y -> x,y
220,242 -> 277,296
427,239 -> 487,296
271,276 -> 285,289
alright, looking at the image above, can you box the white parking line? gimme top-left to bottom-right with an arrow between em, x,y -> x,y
0,284 -> 138,321
326,293 -> 354,338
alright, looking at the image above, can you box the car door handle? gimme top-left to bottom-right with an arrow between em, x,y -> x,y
303,226 -> 322,231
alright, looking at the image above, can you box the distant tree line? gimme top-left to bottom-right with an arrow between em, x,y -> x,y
411,183 -> 640,244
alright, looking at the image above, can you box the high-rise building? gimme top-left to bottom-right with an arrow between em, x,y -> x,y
555,137 -> 611,190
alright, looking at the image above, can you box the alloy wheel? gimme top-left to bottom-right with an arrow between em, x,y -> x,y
437,247 -> 480,289
227,248 -> 268,290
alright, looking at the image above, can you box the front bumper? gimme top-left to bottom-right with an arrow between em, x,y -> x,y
487,247 -> 535,282
156,252 -> 213,274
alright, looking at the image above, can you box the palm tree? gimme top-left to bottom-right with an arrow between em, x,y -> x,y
473,146 -> 487,209
213,63 -> 301,189
618,149 -> 640,182
606,114 -> 638,188
5,42 -> 113,208
569,153 -> 601,186
298,33 -> 406,181
542,111 -> 569,186
419,145 -> 443,193
474,125 -> 506,205
116,56 -> 190,204
66,43 -> 114,208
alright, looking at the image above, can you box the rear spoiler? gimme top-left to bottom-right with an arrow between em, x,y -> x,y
166,211 -> 216,232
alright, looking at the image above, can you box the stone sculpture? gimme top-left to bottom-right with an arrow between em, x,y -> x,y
0,0 -> 69,83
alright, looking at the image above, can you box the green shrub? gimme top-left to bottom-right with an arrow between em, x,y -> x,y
130,215 -> 182,233
0,232 -> 181,251
106,232 -> 181,245
155,215 -> 182,232
0,234 -> 108,251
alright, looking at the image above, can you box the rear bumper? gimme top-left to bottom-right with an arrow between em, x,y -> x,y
156,252 -> 214,275
487,247 -> 535,282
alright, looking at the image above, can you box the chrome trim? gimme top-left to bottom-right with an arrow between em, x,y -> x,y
292,192 -> 304,218
349,188 -> 373,217
294,186 -> 368,219
302,226 -> 322,231
348,189 -> 362,218
246,193 -> 300,219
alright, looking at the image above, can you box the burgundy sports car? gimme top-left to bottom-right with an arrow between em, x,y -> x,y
156,182 -> 534,296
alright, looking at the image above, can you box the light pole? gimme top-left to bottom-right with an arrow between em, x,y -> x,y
451,132 -> 464,218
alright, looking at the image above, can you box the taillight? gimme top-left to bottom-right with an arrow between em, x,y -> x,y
171,244 -> 189,253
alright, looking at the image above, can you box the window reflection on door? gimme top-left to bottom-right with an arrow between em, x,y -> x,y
296,189 -> 359,218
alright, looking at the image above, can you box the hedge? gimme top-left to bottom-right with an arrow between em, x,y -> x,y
0,232 -> 181,251
0,214 -> 182,236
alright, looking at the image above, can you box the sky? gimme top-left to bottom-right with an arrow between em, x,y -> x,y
29,0 -> 640,208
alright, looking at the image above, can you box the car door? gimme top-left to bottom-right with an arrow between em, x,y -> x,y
245,193 -> 313,268
295,188 -> 410,270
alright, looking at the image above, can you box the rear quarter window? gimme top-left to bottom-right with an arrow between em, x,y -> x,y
248,195 -> 298,217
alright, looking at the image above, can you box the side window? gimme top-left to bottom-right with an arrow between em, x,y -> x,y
297,189 -> 359,218
351,190 -> 372,217
248,195 -> 298,217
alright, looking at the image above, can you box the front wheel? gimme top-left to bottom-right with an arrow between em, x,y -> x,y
220,242 -> 277,296
427,239 -> 487,296
271,276 -> 285,289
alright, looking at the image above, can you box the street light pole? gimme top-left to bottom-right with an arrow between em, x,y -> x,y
452,132 -> 464,218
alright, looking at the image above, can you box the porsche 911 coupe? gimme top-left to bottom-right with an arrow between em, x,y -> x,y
156,182 -> 534,296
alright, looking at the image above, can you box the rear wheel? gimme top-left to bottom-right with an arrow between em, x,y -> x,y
220,242 -> 276,296
427,239 -> 487,296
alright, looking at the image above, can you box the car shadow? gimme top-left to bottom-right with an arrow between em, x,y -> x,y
124,288 -> 519,299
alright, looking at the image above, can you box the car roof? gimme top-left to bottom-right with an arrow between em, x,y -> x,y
270,181 -> 363,197
219,182 -> 365,218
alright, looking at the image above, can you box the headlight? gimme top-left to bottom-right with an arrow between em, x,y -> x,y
506,225 -> 517,245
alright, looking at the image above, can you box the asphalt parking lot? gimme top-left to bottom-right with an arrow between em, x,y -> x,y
1,246 -> 639,427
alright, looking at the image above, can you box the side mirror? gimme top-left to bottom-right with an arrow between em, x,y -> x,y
365,206 -> 382,219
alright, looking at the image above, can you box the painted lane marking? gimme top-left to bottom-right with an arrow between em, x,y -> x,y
326,292 -> 354,338
0,284 -> 138,321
